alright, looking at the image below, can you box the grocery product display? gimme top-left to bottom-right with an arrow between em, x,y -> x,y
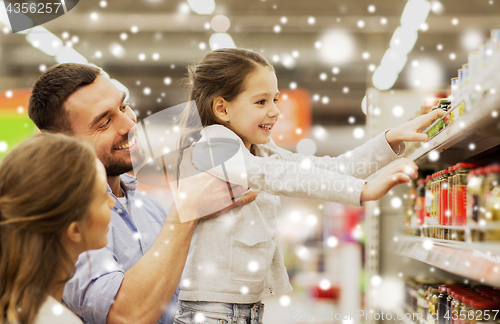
376,24 -> 500,324
403,163 -> 500,242
405,26 -> 500,158
404,278 -> 500,324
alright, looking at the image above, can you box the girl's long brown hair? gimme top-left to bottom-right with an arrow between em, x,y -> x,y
175,48 -> 274,178
0,133 -> 98,324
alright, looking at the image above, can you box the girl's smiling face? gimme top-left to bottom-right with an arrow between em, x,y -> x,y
220,65 -> 280,150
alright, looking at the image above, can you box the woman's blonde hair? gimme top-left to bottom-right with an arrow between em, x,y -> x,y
0,133 -> 98,324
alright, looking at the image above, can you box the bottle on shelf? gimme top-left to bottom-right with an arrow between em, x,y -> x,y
431,172 -> 441,238
440,169 -> 451,240
452,163 -> 483,241
483,165 -> 500,241
469,167 -> 487,242
416,178 -> 427,236
425,175 -> 434,237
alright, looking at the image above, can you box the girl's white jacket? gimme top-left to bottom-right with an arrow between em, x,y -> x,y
178,124 -> 405,303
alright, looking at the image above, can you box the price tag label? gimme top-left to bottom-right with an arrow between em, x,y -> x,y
3,0 -> 79,33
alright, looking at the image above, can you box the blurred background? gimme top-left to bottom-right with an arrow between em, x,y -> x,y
1,0 -> 500,323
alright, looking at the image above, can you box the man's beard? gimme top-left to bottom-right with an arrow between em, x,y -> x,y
104,146 -> 146,177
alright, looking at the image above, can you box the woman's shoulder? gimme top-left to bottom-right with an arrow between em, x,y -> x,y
35,296 -> 83,324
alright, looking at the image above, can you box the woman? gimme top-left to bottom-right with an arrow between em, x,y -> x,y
0,133 -> 115,324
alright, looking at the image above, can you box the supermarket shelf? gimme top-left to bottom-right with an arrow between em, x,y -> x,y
389,235 -> 500,286
406,89 -> 500,167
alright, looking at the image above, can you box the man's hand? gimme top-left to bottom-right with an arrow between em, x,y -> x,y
360,158 -> 418,202
199,189 -> 257,221
173,145 -> 256,222
385,109 -> 447,152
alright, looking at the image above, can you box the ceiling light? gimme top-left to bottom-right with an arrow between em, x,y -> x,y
400,0 -> 431,31
209,33 -> 236,50
187,0 -> 215,14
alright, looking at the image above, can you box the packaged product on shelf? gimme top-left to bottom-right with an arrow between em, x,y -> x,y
440,169 -> 451,240
462,63 -> 472,112
428,106 -> 441,138
404,278 -> 452,321
474,44 -> 488,92
436,171 -> 443,239
416,179 -> 427,232
425,175 -> 434,237
448,166 -> 457,240
467,299 -> 500,324
452,163 -> 482,241
482,41 -> 495,94
426,99 -> 452,139
470,167 -> 486,241
406,182 -> 417,235
457,68 -> 466,117
466,168 -> 478,241
439,99 -> 451,129
431,172 -> 441,238
403,282 -> 500,324
450,78 -> 459,123
483,164 -> 500,241
468,51 -> 481,108
437,285 -> 465,324
428,288 -> 440,324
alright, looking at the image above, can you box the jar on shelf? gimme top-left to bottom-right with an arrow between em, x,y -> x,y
462,295 -> 477,324
467,299 -> 500,324
452,291 -> 478,324
439,99 -> 452,129
438,285 -> 468,324
467,168 -> 480,241
407,181 -> 417,235
470,167 -> 487,241
428,107 -> 441,138
456,292 -> 483,324
483,164 -> 500,241
441,170 -> 451,240
448,166 -> 457,240
425,174 -> 434,237
432,172 -> 441,238
429,288 -> 440,324
416,179 -> 427,235
453,163 -> 481,241
447,287 -> 458,324
438,286 -> 449,324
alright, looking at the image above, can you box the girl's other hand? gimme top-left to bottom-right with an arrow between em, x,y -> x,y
360,158 -> 418,202
385,109 -> 447,152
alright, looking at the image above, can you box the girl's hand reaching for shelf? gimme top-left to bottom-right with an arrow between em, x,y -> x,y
385,109 -> 447,153
360,158 -> 419,202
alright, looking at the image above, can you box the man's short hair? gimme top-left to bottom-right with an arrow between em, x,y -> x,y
28,63 -> 102,133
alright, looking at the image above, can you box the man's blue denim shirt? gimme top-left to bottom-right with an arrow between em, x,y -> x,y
63,173 -> 180,324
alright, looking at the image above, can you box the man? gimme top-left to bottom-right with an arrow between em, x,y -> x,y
28,63 -> 256,324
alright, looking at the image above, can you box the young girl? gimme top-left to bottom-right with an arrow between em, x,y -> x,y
174,48 -> 444,323
0,134 -> 115,324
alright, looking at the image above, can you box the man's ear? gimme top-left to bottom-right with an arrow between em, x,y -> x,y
65,221 -> 83,244
212,97 -> 230,123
